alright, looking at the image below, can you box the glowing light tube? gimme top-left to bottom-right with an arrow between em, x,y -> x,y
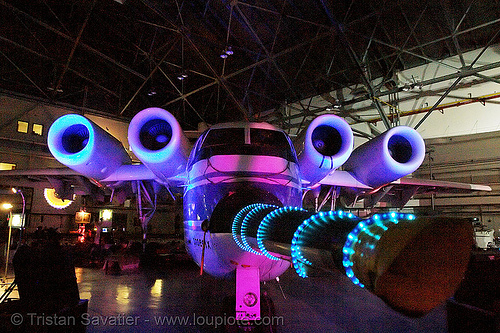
231,203 -> 279,255
232,204 -> 261,252
291,210 -> 359,278
342,213 -> 415,287
240,204 -> 279,255
342,214 -> 474,317
231,204 -> 475,317
256,207 -> 315,261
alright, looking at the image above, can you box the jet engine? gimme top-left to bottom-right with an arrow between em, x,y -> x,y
48,114 -> 131,180
128,107 -> 191,182
343,126 -> 425,188
296,114 -> 354,184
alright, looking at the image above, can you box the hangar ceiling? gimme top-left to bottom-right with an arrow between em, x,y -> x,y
1,0 -> 500,131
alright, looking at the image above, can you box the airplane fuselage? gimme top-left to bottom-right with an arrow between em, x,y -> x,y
183,122 -> 302,279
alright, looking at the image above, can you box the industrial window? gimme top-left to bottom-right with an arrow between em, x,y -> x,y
17,121 -> 28,133
32,123 -> 43,136
0,163 -> 16,170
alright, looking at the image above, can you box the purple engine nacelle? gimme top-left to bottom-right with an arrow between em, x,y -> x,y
344,126 -> 425,188
128,107 -> 191,182
48,114 -> 131,180
296,114 -> 354,185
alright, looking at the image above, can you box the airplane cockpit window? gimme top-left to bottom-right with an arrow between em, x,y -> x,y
188,127 -> 297,168
250,129 -> 297,162
250,129 -> 288,150
202,128 -> 245,147
188,128 -> 245,167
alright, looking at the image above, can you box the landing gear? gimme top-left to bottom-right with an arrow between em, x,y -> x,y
222,292 -> 277,333
133,180 -> 158,252
222,267 -> 278,333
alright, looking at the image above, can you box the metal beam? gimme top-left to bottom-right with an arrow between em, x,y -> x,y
318,0 -> 392,129
234,4 -> 306,113
120,37 -> 182,116
53,0 -> 97,95
278,61 -> 500,129
415,24 -> 500,129
0,50 -> 49,99
140,0 -> 249,120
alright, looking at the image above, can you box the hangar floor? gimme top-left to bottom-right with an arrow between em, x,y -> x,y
76,261 -> 447,333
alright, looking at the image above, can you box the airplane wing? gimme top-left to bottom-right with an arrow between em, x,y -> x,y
0,164 -> 186,203
0,168 -> 99,198
390,177 -> 492,193
2,107 -> 491,211
319,170 -> 492,208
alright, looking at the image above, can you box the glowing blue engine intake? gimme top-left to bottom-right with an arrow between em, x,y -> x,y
48,114 -> 131,180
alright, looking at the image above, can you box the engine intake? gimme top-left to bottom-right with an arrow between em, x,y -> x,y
128,108 -> 190,181
47,114 -> 131,180
297,115 -> 353,184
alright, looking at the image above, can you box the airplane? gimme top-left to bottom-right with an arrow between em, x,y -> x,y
2,107 -> 492,328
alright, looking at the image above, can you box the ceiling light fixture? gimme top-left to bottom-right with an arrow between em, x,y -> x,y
401,84 -> 411,92
177,72 -> 188,80
326,104 -> 341,112
220,46 -> 233,59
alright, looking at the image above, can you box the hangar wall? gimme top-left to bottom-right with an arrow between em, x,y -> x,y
412,130 -> 500,232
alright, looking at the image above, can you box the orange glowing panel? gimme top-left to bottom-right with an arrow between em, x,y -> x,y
44,188 -> 73,209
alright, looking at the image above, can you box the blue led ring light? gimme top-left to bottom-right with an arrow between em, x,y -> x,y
342,213 -> 416,288
240,204 -> 279,256
232,204 -> 261,251
257,206 -> 307,261
291,211 -> 358,278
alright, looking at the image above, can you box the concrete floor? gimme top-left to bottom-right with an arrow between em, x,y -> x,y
76,261 -> 447,333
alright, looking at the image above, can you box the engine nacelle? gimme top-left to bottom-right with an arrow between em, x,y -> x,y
343,126 -> 425,188
128,107 -> 190,181
48,114 -> 131,180
296,114 -> 354,184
